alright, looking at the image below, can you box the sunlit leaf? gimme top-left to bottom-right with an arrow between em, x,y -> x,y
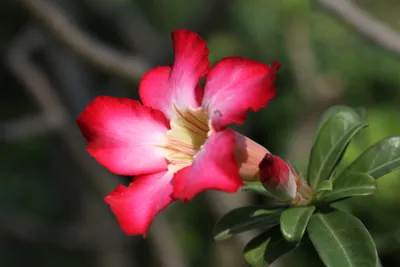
308,106 -> 367,189
244,225 -> 297,267
321,173 -> 376,203
307,211 -> 378,267
213,206 -> 283,241
280,206 -> 316,242
336,136 -> 400,180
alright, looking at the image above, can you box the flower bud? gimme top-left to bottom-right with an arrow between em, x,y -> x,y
258,154 -> 297,202
233,132 -> 270,181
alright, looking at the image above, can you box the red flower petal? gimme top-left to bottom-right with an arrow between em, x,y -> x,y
139,29 -> 210,119
202,58 -> 280,129
172,130 -> 244,201
77,96 -> 169,176
104,171 -> 174,236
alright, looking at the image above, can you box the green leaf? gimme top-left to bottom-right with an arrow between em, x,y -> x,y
336,136 -> 400,180
313,106 -> 348,137
307,211 -> 378,267
316,180 -> 333,193
244,225 -> 297,267
308,106 -> 368,189
321,173 -> 376,203
213,206 -> 283,241
244,231 -> 271,267
280,206 -> 316,242
355,107 -> 367,119
241,181 -> 272,197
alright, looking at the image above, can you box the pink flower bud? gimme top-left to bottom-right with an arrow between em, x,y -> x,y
258,154 -> 297,202
234,132 -> 270,181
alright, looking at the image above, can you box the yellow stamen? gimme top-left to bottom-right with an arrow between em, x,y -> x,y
161,105 -> 210,172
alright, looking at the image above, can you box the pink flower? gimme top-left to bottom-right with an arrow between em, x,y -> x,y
77,29 -> 280,236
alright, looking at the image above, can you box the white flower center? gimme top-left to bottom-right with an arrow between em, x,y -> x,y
162,105 -> 210,172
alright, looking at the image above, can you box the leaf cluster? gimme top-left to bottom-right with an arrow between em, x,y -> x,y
214,106 -> 400,267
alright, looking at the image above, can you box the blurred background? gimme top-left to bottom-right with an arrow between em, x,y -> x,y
1,0 -> 400,266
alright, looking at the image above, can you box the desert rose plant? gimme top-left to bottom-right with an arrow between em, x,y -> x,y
214,105 -> 400,267
77,29 -> 280,236
77,30 -> 400,267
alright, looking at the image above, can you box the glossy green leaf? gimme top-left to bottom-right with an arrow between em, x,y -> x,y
280,206 -> 316,242
313,106 -> 348,138
244,225 -> 297,267
316,180 -> 333,193
321,173 -> 376,203
241,181 -> 272,197
244,230 -> 271,267
213,206 -> 283,241
335,136 -> 400,180
355,107 -> 367,119
308,106 -> 367,189
307,211 -> 378,267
